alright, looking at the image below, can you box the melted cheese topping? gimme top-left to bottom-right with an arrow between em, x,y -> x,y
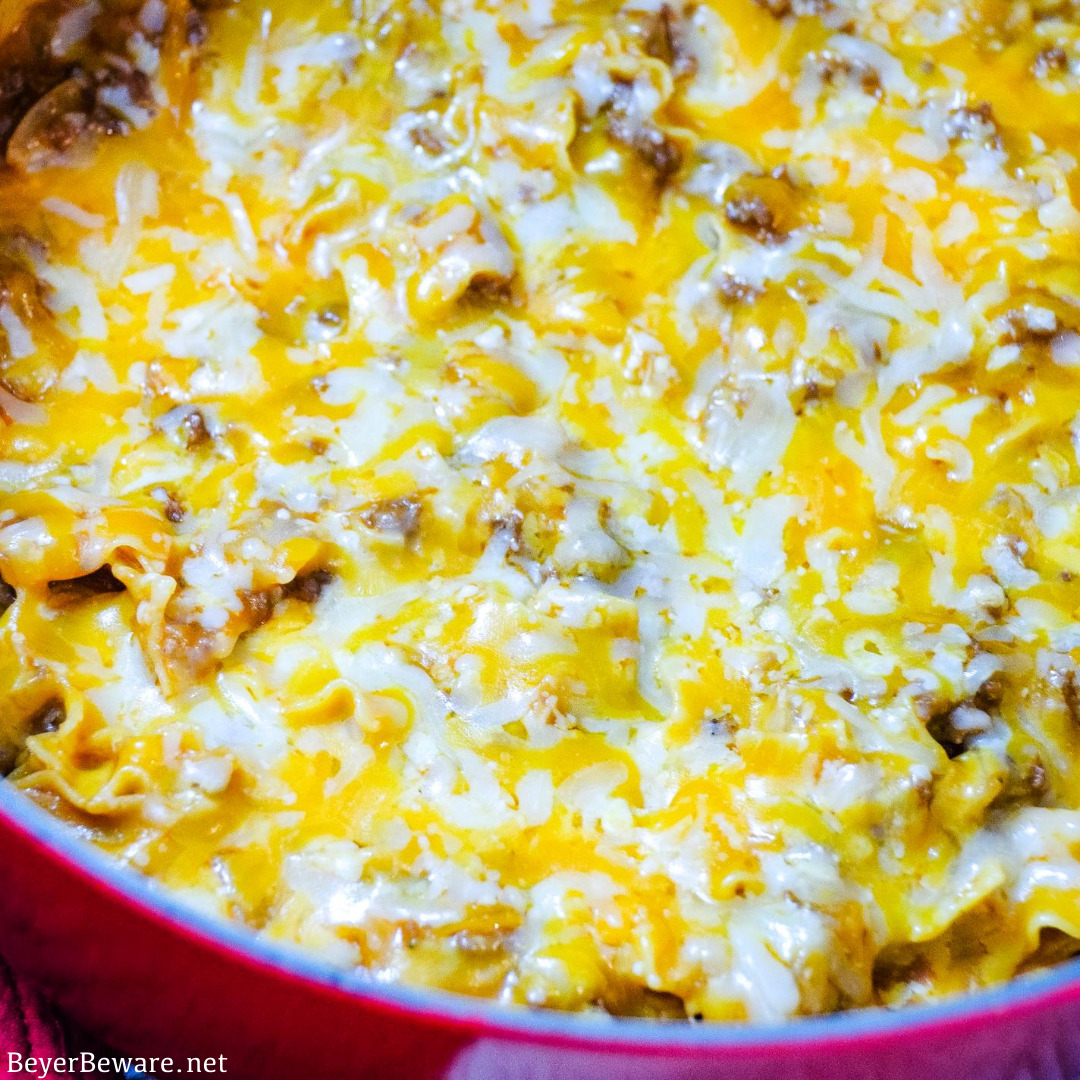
3,0 -> 1080,1021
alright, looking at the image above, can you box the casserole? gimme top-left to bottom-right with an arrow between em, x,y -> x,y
3,780 -> 1080,1079
2,0 -> 1080,1072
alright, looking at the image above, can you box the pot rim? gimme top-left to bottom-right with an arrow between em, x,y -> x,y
3,781 -> 1078,1058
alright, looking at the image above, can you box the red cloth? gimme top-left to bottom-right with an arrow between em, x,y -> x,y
0,957 -> 65,1070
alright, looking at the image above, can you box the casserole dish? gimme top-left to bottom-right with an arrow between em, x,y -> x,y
3,779 -> 1080,1080
3,0 -> 1080,1075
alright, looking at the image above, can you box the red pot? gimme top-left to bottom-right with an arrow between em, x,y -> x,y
1,783 -> 1079,1080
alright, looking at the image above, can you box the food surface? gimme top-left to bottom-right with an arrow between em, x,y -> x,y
2,0 -> 1080,1022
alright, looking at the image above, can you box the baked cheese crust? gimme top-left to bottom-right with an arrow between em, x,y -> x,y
2,0 -> 1080,1020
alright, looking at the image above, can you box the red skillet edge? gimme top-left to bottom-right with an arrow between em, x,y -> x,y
3,783 -> 1080,1080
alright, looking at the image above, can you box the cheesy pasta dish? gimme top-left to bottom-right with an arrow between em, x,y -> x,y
2,0 -> 1080,1022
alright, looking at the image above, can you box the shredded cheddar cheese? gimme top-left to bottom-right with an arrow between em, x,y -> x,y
2,0 -> 1080,1021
